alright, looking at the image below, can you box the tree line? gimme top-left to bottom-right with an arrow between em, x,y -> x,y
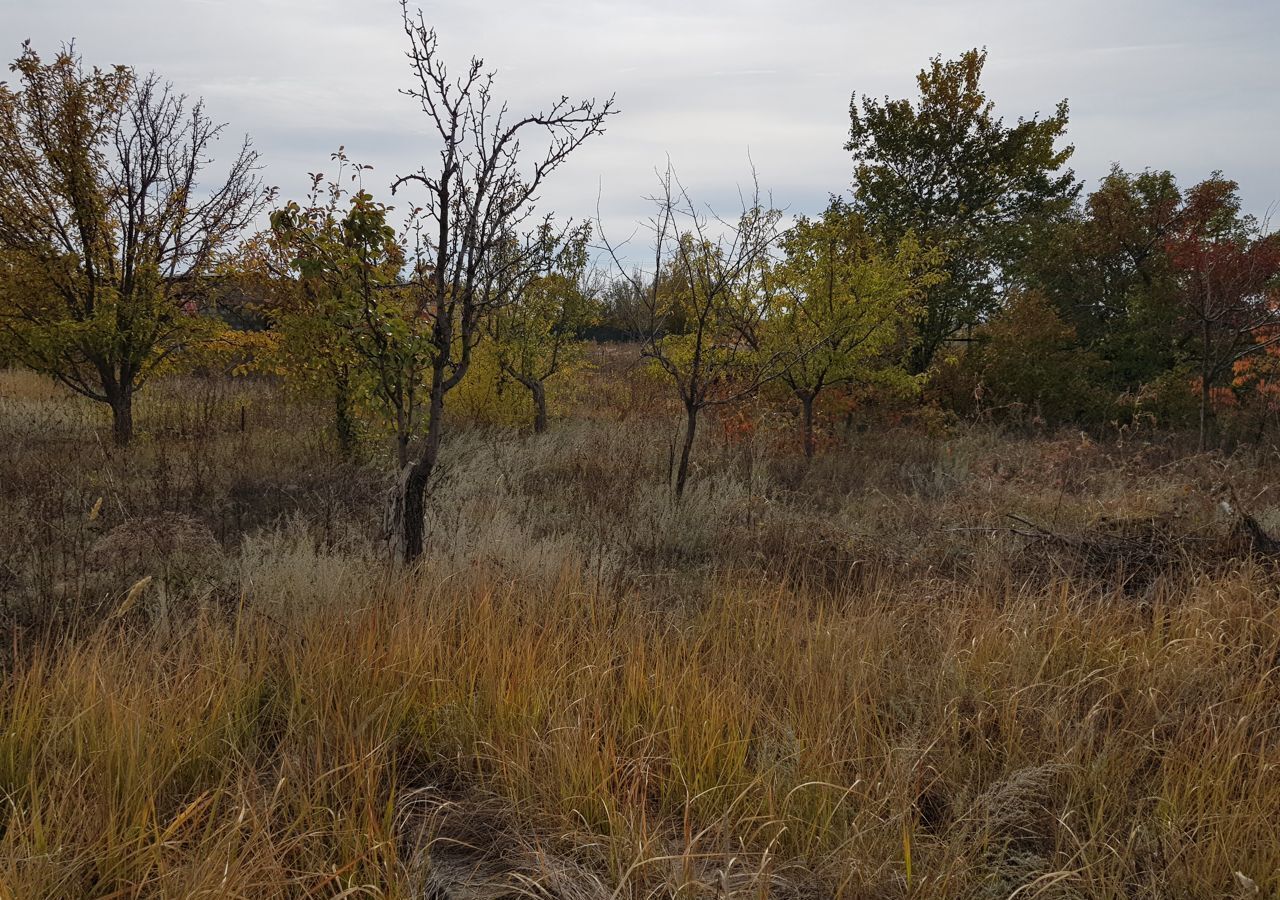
2,20 -> 1278,559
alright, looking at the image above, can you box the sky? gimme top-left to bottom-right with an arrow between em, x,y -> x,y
4,0 -> 1278,254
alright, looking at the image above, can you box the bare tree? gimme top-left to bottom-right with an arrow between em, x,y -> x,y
0,43 -> 264,445
385,5 -> 615,561
601,166 -> 787,498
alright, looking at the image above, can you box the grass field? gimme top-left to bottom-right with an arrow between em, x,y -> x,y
1,360 -> 1278,899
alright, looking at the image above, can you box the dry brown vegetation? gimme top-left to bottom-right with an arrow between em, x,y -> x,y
2,357 -> 1280,899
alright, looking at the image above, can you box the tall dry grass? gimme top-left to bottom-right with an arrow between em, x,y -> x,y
2,363 -> 1280,897
4,558 -> 1279,897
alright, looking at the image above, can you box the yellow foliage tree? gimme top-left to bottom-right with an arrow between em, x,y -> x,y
766,200 -> 940,456
0,43 -> 264,445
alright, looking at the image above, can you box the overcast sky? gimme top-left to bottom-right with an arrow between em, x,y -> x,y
5,0 -> 1278,250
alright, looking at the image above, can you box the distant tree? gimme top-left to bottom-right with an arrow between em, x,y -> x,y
957,290 -> 1105,424
603,166 -> 785,497
386,6 -> 614,561
847,48 -> 1077,373
1166,175 -> 1280,449
1022,167 -> 1183,392
595,275 -> 650,340
0,43 -> 263,445
765,199 -> 937,456
487,223 -> 597,433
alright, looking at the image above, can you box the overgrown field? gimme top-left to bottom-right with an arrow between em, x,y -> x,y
2,361 -> 1279,899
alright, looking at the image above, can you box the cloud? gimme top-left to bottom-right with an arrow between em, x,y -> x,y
7,0 -> 1278,255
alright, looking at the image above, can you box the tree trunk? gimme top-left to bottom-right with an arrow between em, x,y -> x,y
530,380 -> 548,434
388,379 -> 445,563
1199,366 -> 1212,453
109,386 -> 133,447
674,404 -> 698,499
1199,322 -> 1212,452
396,429 -> 411,469
908,342 -> 931,377
391,453 -> 431,563
909,318 -> 941,376
800,392 -> 816,459
334,367 -> 357,461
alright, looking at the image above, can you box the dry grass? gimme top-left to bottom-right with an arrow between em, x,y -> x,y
2,363 -> 1280,898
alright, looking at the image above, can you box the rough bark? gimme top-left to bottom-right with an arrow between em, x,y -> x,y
675,404 -> 698,499
389,377 -> 445,563
109,386 -> 133,447
800,391 -> 816,459
531,380 -> 548,434
396,430 -> 411,469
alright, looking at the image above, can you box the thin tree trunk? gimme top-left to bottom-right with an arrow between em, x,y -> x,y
800,392 -> 816,459
395,396 -> 411,468
1199,367 -> 1211,453
396,429 -> 411,469
1200,322 -> 1212,452
334,366 -> 357,461
530,380 -> 548,434
674,404 -> 698,499
504,364 -> 549,435
109,387 -> 134,447
908,343 -> 929,377
909,320 -> 939,376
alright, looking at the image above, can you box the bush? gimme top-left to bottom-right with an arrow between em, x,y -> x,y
933,292 -> 1108,425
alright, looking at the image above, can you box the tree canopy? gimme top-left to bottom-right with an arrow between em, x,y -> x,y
847,48 -> 1077,373
0,42 -> 263,444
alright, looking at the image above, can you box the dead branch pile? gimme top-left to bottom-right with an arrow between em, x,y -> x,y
1007,507 -> 1279,595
